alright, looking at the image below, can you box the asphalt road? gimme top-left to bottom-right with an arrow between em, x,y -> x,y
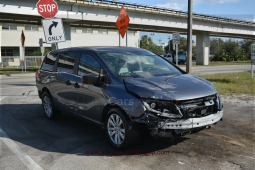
180,64 -> 252,75
0,72 -> 255,170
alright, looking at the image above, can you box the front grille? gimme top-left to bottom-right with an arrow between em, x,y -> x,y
178,94 -> 218,118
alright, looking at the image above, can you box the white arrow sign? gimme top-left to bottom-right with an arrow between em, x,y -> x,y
42,18 -> 66,44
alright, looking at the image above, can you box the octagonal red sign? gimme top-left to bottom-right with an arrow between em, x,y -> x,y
36,0 -> 58,19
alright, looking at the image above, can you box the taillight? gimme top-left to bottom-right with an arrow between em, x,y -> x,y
35,72 -> 39,78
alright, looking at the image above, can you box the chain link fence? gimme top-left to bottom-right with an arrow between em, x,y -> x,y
0,56 -> 45,68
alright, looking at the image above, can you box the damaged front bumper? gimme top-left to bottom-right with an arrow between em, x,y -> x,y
132,95 -> 223,137
132,110 -> 223,138
160,110 -> 223,130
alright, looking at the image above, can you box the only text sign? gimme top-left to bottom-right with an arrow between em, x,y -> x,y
116,6 -> 130,38
42,18 -> 66,44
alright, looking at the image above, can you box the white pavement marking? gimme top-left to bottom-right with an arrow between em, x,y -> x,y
0,128 -> 44,170
230,152 -> 255,160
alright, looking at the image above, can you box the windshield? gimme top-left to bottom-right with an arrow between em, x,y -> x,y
99,50 -> 183,78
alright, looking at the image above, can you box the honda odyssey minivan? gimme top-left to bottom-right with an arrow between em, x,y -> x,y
36,47 -> 223,149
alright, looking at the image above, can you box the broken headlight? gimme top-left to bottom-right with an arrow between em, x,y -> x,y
141,99 -> 183,118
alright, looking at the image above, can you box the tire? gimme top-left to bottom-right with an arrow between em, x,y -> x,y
42,91 -> 59,119
105,108 -> 140,149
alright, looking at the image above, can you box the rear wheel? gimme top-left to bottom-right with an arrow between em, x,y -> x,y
42,91 -> 59,119
106,108 -> 140,149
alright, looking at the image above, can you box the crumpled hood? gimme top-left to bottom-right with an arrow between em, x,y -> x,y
124,74 -> 217,101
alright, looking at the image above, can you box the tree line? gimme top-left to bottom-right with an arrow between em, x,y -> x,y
139,35 -> 165,55
210,38 -> 254,61
140,35 -> 196,56
140,34 -> 254,61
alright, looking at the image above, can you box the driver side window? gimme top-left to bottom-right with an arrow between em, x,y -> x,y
78,53 -> 100,76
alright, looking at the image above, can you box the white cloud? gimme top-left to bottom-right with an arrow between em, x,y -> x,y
157,0 -> 240,10
157,3 -> 186,10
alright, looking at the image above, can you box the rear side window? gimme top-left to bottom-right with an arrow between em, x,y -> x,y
41,52 -> 58,71
57,52 -> 77,74
78,53 -> 100,76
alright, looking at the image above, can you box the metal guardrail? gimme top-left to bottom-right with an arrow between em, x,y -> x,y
57,0 -> 255,26
0,56 -> 44,68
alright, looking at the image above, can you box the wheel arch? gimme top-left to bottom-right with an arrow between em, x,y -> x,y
39,87 -> 51,99
101,104 -> 131,127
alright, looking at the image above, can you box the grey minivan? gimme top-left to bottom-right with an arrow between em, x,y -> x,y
36,47 -> 223,149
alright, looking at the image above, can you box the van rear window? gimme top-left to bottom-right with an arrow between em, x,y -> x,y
41,52 -> 58,71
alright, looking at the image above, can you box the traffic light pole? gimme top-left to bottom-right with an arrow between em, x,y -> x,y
186,0 -> 193,73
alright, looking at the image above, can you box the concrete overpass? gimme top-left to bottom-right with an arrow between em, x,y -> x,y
0,0 -> 255,65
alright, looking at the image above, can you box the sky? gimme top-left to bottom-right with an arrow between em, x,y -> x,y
126,0 -> 255,44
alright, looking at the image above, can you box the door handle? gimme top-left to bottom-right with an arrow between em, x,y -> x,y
73,82 -> 80,88
65,80 -> 71,86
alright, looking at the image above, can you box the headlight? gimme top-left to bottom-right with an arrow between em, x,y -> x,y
150,102 -> 156,109
216,93 -> 223,111
142,99 -> 183,118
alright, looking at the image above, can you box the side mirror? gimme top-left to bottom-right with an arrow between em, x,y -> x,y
82,74 -> 99,84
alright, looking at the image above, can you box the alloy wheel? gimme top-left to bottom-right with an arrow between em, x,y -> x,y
43,96 -> 52,117
107,114 -> 125,145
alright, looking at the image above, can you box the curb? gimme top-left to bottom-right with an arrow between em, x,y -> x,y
0,73 -> 35,77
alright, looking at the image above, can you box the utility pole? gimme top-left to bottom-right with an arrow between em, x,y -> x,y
168,36 -> 171,53
158,39 -> 162,45
186,0 -> 193,73
151,33 -> 155,43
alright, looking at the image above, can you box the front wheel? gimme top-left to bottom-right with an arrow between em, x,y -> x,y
106,108 -> 140,149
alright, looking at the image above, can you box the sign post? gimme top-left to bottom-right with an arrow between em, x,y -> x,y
116,6 -> 130,47
20,30 -> 25,73
126,29 -> 128,47
173,32 -> 180,66
251,44 -> 255,79
39,38 -> 44,63
119,31 -> 121,46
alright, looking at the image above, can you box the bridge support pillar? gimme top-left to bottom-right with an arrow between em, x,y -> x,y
196,33 -> 210,65
52,22 -> 71,50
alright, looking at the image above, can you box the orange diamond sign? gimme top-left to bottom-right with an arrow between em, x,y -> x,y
116,6 -> 130,38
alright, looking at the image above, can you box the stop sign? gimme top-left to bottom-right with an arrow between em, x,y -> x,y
36,0 -> 58,19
